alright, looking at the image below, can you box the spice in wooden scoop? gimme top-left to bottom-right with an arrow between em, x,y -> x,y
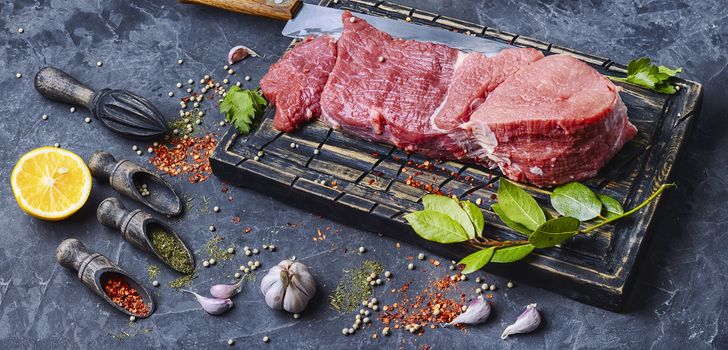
103,276 -> 149,316
149,227 -> 194,274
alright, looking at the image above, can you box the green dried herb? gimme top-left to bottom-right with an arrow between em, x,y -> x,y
168,274 -> 196,290
148,227 -> 194,274
168,108 -> 206,137
205,235 -> 235,261
147,264 -> 160,280
330,260 -> 383,312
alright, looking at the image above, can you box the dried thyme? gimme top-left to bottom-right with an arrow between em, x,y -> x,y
147,264 -> 160,280
149,227 -> 194,274
168,108 -> 206,137
330,260 -> 383,312
168,274 -> 196,290
205,235 -> 235,261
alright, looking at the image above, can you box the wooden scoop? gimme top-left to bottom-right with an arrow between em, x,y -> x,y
56,238 -> 155,318
34,67 -> 168,140
88,151 -> 182,216
97,197 -> 195,274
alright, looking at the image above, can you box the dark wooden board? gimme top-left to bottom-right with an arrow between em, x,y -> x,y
210,0 -> 703,311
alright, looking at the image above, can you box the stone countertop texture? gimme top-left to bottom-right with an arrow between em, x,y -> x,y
0,0 -> 726,348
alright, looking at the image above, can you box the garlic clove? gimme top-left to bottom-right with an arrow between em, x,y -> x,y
182,290 -> 234,315
448,296 -> 491,326
227,45 -> 259,65
261,266 -> 286,310
210,280 -> 244,299
283,281 -> 310,313
501,303 -> 541,339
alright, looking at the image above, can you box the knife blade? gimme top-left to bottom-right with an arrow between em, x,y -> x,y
179,0 -> 512,56
283,4 -> 511,56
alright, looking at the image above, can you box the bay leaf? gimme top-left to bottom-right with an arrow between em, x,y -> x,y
497,180 -> 546,231
458,247 -> 495,274
528,217 -> 581,248
404,210 -> 470,244
550,182 -> 602,221
423,194 -> 476,239
492,203 -> 533,236
598,194 -> 624,219
461,200 -> 485,238
491,244 -> 535,263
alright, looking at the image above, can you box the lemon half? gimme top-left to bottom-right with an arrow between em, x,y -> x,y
11,147 -> 92,221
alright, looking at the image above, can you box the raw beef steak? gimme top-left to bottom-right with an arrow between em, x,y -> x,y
260,12 -> 637,187
260,35 -> 337,132
467,54 -> 637,186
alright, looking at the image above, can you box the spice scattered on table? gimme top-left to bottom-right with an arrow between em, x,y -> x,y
149,133 -> 217,183
147,264 -> 160,280
103,276 -> 149,316
330,260 -> 384,312
149,227 -> 194,274
205,235 -> 236,262
378,273 -> 470,335
168,274 -> 195,290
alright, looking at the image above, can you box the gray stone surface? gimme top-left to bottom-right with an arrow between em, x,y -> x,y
0,0 -> 725,348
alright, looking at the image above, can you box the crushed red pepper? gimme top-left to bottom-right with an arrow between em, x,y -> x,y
103,276 -> 149,316
149,133 -> 217,183
378,274 -> 467,334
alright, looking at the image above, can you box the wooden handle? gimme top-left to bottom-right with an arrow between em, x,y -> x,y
97,197 -> 130,230
179,0 -> 302,21
35,67 -> 95,109
56,238 -> 93,271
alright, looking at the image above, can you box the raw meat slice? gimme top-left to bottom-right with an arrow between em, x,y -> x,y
319,11 -> 461,155
467,54 -> 637,186
260,11 -> 637,187
319,11 -> 541,159
260,35 -> 337,132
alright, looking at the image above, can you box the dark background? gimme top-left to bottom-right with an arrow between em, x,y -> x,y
0,0 -> 726,348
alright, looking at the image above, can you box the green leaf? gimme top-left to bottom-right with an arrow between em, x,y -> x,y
550,182 -> 602,221
529,217 -> 581,248
458,247 -> 495,274
613,57 -> 682,95
658,65 -> 682,76
404,210 -> 470,244
220,86 -> 267,135
492,203 -> 533,236
460,200 -> 485,238
497,180 -> 546,231
597,194 -> 624,219
491,244 -> 535,263
422,195 -> 476,239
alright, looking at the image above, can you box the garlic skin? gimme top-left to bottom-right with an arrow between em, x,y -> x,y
227,45 -> 259,65
261,260 -> 316,313
210,280 -> 243,299
448,296 -> 491,326
501,303 -> 541,339
182,290 -> 234,315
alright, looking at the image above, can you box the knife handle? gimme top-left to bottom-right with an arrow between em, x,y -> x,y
179,0 -> 302,21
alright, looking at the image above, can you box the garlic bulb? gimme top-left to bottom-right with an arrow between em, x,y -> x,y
260,260 -> 316,313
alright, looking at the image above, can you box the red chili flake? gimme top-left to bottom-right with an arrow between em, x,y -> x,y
378,274 -> 466,334
371,152 -> 379,157
149,134 -> 217,183
103,276 -> 149,316
243,226 -> 252,234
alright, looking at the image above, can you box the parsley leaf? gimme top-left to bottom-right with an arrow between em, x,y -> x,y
612,57 -> 682,95
219,86 -> 267,135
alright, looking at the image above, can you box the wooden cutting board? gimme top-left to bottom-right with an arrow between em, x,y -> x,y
210,0 -> 703,311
